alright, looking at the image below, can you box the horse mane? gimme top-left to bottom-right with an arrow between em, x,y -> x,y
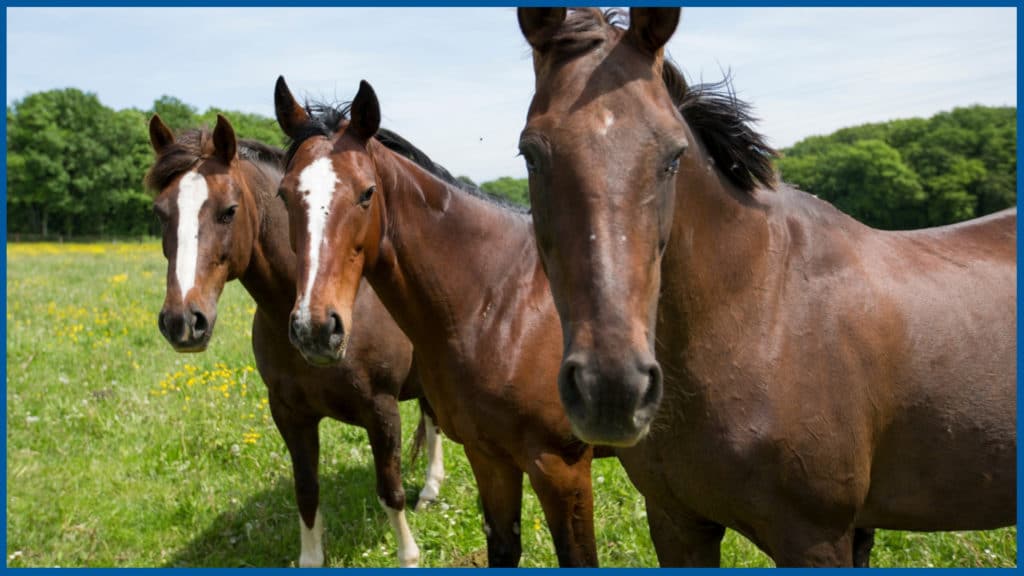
144,128 -> 285,193
663,63 -> 778,191
547,8 -> 778,193
285,101 -> 529,214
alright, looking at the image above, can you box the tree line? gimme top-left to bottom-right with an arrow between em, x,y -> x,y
5,88 -> 1015,238
776,105 -> 1016,229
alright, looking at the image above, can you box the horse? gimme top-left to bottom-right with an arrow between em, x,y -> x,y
517,8 -> 1016,567
145,114 -> 446,567
272,76 -> 605,567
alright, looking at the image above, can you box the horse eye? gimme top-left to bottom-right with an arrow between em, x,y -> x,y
665,156 -> 681,176
358,186 -> 376,206
218,205 -> 238,224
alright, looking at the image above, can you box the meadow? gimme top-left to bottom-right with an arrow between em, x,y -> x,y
5,241 -> 1017,567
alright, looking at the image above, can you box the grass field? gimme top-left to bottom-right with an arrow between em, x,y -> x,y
5,241 -> 1017,567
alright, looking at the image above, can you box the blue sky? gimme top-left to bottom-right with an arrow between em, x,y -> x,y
6,7 -> 1017,182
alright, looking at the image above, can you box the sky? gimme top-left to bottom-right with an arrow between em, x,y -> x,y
6,7 -> 1017,183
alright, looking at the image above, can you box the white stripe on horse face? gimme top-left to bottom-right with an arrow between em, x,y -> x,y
296,157 -> 339,320
175,171 -> 209,304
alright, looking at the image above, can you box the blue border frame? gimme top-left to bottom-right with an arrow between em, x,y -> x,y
2,1 -> 1020,571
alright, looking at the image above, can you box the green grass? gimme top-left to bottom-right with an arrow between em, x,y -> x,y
5,241 -> 1017,567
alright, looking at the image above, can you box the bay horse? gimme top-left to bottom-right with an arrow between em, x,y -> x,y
146,114 -> 446,567
273,77 -> 603,567
517,8 -> 1016,567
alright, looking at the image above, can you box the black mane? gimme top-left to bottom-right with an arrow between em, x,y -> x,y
547,8 -> 778,192
285,100 -> 528,214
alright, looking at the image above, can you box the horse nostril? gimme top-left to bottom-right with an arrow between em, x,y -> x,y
635,361 -> 664,420
289,313 -> 303,344
191,310 -> 209,338
158,311 -> 169,337
557,358 -> 587,414
326,309 -> 344,338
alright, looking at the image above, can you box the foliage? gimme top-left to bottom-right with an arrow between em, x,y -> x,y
6,87 -> 1012,237
6,89 -> 287,238
479,176 -> 529,206
777,105 -> 1016,229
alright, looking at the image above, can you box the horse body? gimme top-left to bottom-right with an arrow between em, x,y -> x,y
147,116 -> 443,567
274,80 -> 600,567
632,173 -> 1015,560
518,8 -> 1015,566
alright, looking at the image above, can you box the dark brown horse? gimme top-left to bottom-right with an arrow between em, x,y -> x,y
273,77 -> 603,567
518,8 -> 1016,567
146,114 -> 446,567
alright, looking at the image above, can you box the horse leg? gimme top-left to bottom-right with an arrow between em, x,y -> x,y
769,519 -> 855,567
465,447 -> 524,567
366,395 -> 419,567
853,528 -> 875,568
647,503 -> 725,567
415,397 -> 445,511
525,451 -> 598,567
268,399 -> 323,567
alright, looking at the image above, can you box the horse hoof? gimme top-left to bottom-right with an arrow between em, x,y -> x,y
414,497 -> 435,512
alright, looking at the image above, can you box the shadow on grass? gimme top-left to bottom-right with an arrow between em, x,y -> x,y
164,460 -> 424,568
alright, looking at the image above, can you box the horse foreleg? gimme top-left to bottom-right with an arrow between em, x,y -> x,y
465,446 -> 524,567
366,395 -> 419,567
415,399 -> 445,511
526,450 -> 599,567
768,518 -> 855,567
647,502 -> 725,566
269,399 -> 323,568
853,527 -> 875,567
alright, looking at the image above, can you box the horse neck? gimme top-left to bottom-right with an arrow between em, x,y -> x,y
235,160 -> 298,322
366,140 -> 541,346
661,136 -> 775,327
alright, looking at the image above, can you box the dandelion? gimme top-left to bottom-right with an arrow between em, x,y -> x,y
109,273 -> 128,284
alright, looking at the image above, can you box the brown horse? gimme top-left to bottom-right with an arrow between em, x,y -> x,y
146,114 -> 446,567
273,77 -> 603,567
518,8 -> 1016,567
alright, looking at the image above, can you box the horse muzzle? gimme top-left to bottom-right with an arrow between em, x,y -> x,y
158,307 -> 214,353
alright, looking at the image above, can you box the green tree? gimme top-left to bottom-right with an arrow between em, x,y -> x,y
151,95 -> 197,132
779,105 -> 1015,229
480,176 -> 529,206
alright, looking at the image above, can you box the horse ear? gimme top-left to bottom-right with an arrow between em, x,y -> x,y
213,114 -> 237,164
349,80 -> 381,143
627,8 -> 680,55
518,8 -> 567,52
149,114 -> 175,155
275,75 -> 310,140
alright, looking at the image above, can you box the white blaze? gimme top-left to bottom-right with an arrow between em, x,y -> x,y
379,498 -> 420,567
175,171 -> 209,303
298,509 -> 324,568
296,157 -> 339,319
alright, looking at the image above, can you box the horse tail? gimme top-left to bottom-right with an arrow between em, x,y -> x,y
408,398 -> 428,466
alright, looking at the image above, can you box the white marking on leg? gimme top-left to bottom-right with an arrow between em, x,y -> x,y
175,171 -> 208,303
379,498 -> 420,567
417,415 -> 445,506
298,509 -> 324,568
296,157 -> 339,320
